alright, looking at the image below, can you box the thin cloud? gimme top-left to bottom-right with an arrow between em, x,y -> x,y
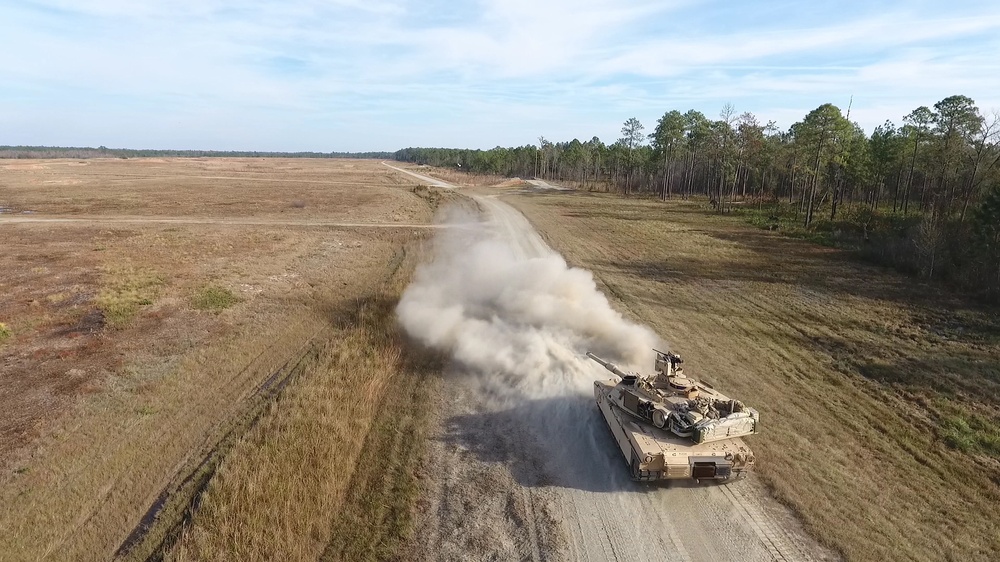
1,0 -> 998,149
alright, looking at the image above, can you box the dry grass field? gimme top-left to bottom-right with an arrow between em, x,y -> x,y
504,189 -> 1000,562
6,157 -> 996,561
0,158 -> 447,559
163,261 -> 443,562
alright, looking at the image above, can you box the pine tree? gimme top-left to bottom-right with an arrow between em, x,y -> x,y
974,182 -> 1000,294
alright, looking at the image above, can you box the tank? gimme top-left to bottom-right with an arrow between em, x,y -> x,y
589,349 -> 757,482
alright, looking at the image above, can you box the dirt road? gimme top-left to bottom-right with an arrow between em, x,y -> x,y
382,162 -> 455,188
385,166 -> 835,561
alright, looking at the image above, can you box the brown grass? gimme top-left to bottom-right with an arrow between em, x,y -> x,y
166,306 -> 397,560
321,318 -> 443,562
0,157 -> 417,221
164,247 -> 440,561
505,190 -> 1000,562
0,158 -> 437,559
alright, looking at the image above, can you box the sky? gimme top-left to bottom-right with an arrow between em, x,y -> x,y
3,0 -> 1000,152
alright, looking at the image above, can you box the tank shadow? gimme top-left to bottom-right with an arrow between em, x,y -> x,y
439,395 -> 661,494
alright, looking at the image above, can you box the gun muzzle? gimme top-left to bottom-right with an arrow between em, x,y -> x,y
586,352 -> 630,378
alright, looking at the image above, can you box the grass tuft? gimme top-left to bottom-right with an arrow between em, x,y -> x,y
0,322 -> 10,344
191,286 -> 241,312
940,414 -> 1000,457
941,416 -> 976,452
96,265 -> 165,328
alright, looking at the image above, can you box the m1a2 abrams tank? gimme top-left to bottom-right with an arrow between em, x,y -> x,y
588,350 -> 758,483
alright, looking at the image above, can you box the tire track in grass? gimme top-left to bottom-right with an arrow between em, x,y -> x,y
115,330 -> 326,561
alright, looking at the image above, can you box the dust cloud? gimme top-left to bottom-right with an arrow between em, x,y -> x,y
397,206 -> 661,402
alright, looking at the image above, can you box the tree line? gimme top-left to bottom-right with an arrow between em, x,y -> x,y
0,146 -> 393,160
394,96 -> 1000,299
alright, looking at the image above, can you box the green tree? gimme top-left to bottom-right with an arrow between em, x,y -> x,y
734,112 -> 765,201
974,182 -> 1000,294
681,110 -> 711,199
833,122 -> 870,220
711,104 -> 738,211
618,117 -> 645,193
960,111 -> 1000,220
868,121 -> 904,210
902,106 -> 935,214
537,136 -> 554,178
650,110 -> 685,199
791,103 -> 852,226
931,95 -> 983,214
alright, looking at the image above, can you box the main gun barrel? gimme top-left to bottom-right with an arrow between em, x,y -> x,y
586,352 -> 632,378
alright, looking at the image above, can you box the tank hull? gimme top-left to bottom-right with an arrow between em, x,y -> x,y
595,379 -> 754,482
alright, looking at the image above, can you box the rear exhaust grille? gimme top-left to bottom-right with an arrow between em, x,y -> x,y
692,462 -> 717,479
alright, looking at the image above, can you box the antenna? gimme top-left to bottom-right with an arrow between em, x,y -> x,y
846,95 -> 853,121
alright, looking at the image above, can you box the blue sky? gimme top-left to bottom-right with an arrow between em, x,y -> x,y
2,0 -> 999,151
